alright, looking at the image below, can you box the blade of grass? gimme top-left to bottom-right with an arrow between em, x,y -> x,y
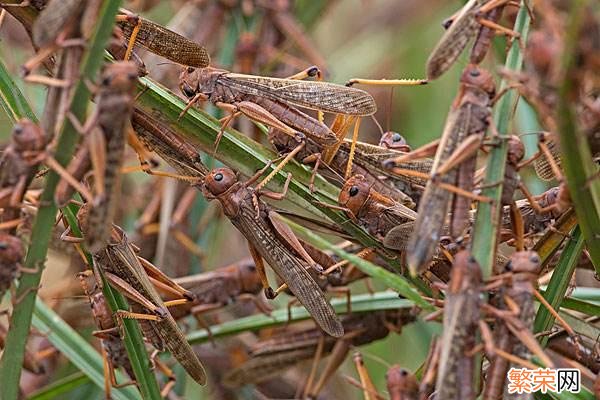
555,0 -> 600,274
534,226 -> 584,345
471,1 -> 532,278
557,312 -> 600,341
554,296 -> 600,316
27,372 -> 90,400
0,59 -> 36,122
187,291 -> 416,344
0,2 -> 123,398
61,204 -> 161,399
31,300 -> 141,400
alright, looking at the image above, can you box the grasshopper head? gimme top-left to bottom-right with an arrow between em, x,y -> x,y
507,135 -> 525,165
100,61 -> 138,94
338,175 -> 370,215
0,233 -> 23,264
11,119 -> 45,153
379,131 -> 411,152
203,168 -> 238,196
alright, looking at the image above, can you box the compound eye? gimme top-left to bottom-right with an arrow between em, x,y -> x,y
349,186 -> 359,196
187,66 -> 195,73
530,254 -> 540,264
214,173 -> 223,182
392,133 -> 402,142
182,83 -> 196,99
102,76 -> 112,86
470,69 -> 480,77
13,125 -> 23,135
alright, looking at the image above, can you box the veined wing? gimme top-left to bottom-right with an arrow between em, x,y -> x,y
220,73 -> 377,116
426,0 -> 482,80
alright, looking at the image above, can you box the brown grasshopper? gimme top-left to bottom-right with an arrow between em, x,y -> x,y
481,251 -> 556,400
347,355 -> 419,400
202,166 -> 344,337
55,61 -> 138,253
391,65 -> 496,275
73,211 -> 208,386
334,174 -> 417,251
76,271 -> 136,395
0,119 -> 46,229
0,233 -> 25,307
178,66 -> 377,149
386,365 -> 419,400
269,128 -> 425,206
169,258 -> 268,320
223,309 -> 416,394
435,250 -> 482,400
426,0 -> 519,80
115,9 -> 210,68
131,108 -> 208,180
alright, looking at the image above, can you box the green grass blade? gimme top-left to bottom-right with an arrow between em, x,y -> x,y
534,227 -> 584,344
31,301 -> 141,400
471,1 -> 532,278
0,59 -> 36,122
27,372 -> 90,400
187,292 -> 415,344
0,2 -> 122,398
555,0 -> 600,274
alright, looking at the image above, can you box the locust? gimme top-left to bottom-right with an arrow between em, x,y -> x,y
178,66 -> 377,149
435,250 -> 482,400
55,61 -> 138,253
482,251 -> 563,400
426,0 -> 519,80
223,309 -> 416,394
202,166 -> 344,337
348,355 -> 418,400
74,211 -> 208,386
394,65 -> 496,275
168,258 -> 269,319
334,174 -> 417,251
269,129 -> 425,206
77,271 -> 135,396
131,108 -> 208,180
0,119 -> 46,229
115,8 -> 210,68
386,365 -> 419,400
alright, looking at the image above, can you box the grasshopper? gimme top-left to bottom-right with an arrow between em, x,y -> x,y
179,66 -> 377,149
426,0 -> 519,80
223,309 -> 416,393
115,9 -> 210,68
0,119 -> 46,229
55,61 -> 138,253
269,129 -> 423,206
394,65 -> 496,275
482,251 -> 556,400
348,354 -> 418,400
77,271 -> 136,395
386,365 -> 419,400
435,250 -> 482,400
202,166 -> 344,337
169,258 -> 269,319
74,211 -> 208,386
334,174 -> 417,251
131,108 -> 208,180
